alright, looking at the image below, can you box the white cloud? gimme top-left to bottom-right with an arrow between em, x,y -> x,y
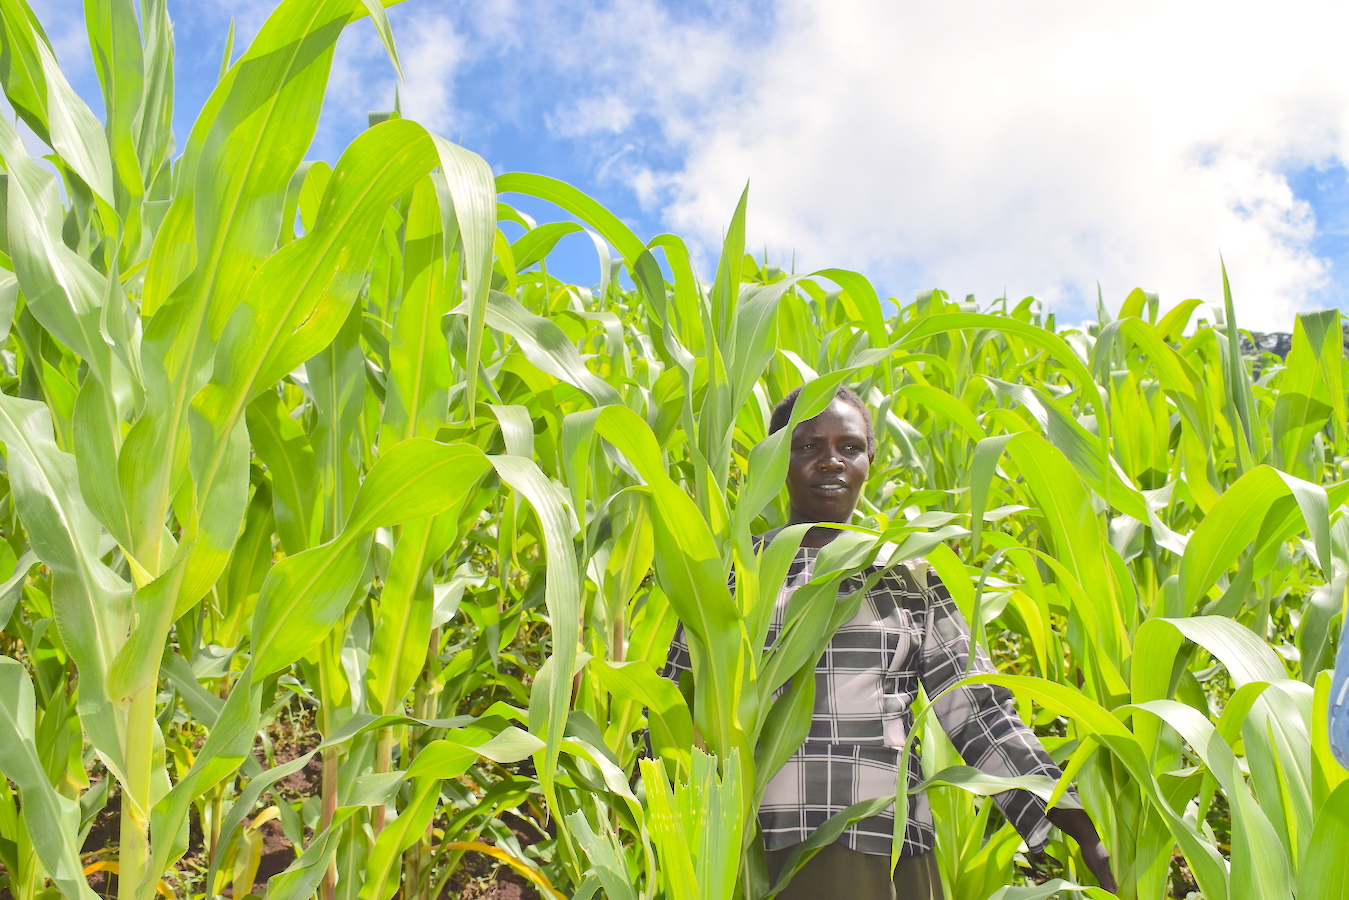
395,15 -> 466,136
193,0 -> 274,41
546,0 -> 1349,330
31,0 -> 1349,330
311,9 -> 470,158
30,2 -> 96,108
548,95 -> 634,138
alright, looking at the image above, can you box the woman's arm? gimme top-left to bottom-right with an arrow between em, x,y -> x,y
1044,808 -> 1117,892
663,623 -> 694,702
910,562 -> 1116,891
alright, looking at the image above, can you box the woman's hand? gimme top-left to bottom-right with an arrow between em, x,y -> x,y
1044,808 -> 1118,894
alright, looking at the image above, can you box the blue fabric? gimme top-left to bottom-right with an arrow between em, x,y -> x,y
1330,615 -> 1349,769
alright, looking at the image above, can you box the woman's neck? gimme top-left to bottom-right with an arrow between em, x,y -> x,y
794,522 -> 843,548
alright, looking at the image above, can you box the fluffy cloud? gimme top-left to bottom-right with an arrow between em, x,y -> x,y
392,15 -> 467,134
549,0 -> 1349,329
33,0 -> 1349,330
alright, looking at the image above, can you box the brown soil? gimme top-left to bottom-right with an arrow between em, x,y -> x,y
82,785 -> 119,897
264,734 -> 323,802
52,704 -> 543,900
442,849 -> 541,900
1169,850 -> 1201,898
253,819 -> 296,890
248,726 -> 322,889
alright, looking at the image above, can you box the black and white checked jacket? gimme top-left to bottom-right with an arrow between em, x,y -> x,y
663,545 -> 1069,857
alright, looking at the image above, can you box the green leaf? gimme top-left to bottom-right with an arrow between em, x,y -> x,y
495,172 -> 646,268
1179,465 -> 1332,614
354,0 -> 403,79
1157,297 -> 1204,341
203,751 -> 318,896
751,657 -> 815,803
1131,699 -> 1292,900
246,391 -> 319,555
471,289 -> 622,407
359,775 -> 440,900
121,0 -> 369,582
250,439 -> 491,677
0,658 -> 99,900
762,794 -> 897,899
911,765 -> 1080,804
895,383 -> 986,442
1221,258 -> 1264,467
899,311 -> 1112,467
1298,781 -> 1349,900
492,454 -> 580,798
379,175 -> 454,444
1270,310 -> 1344,476
198,119 -> 438,415
366,514 -> 458,714
83,0 -> 146,232
0,110 -> 116,386
591,658 -> 693,775
727,277 -> 802,415
709,183 -> 748,343
427,135 -> 495,423
72,376 -> 132,549
985,880 -> 1114,900
814,268 -> 887,348
593,405 -> 741,756
0,392 -> 130,778
35,35 -> 115,209
0,0 -> 55,143
950,674 -> 1230,900
512,221 -> 584,271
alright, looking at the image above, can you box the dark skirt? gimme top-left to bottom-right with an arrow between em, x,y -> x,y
766,841 -> 945,900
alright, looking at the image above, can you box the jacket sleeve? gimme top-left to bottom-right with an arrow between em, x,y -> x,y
665,557 -> 741,687
912,561 -> 1074,853
663,623 -> 692,684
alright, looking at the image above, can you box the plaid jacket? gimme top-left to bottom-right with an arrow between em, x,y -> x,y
663,545 -> 1069,857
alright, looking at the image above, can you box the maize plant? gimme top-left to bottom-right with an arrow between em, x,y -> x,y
0,2 -> 1347,900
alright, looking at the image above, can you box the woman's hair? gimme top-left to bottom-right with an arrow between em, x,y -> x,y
768,385 -> 876,458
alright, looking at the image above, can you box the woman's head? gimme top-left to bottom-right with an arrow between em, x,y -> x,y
769,386 -> 876,457
769,386 -> 875,526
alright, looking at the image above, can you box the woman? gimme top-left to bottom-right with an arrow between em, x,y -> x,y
666,386 -> 1116,899
1330,615 -> 1349,768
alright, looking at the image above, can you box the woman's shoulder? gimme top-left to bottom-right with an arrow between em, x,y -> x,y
867,553 -> 945,603
750,527 -> 779,550
851,555 -> 940,623
872,543 -> 937,585
896,556 -> 937,588
750,527 -> 820,559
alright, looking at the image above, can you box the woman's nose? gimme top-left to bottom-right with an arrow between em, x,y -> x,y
819,454 -> 844,470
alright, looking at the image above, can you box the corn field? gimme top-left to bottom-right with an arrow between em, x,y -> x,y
0,2 -> 1347,899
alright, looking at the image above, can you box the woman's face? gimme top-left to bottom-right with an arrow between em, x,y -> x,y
785,397 -> 873,526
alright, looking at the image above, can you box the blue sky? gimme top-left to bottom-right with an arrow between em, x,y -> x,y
33,0 -> 1349,331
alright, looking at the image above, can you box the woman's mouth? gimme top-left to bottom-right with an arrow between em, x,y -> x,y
813,482 -> 849,495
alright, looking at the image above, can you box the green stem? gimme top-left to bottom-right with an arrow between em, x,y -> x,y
119,688 -> 155,900
612,611 -> 625,662
407,631 -> 443,900
207,784 -> 224,864
372,726 -> 394,834
315,632 -> 344,900
319,744 -> 338,900
16,841 -> 39,900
